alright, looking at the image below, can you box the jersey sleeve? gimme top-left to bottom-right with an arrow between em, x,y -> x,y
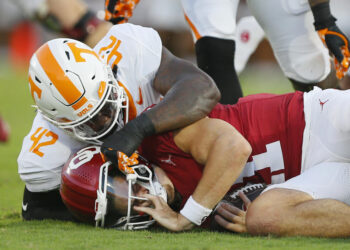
17,113 -> 87,192
94,23 -> 163,86
94,23 -> 163,113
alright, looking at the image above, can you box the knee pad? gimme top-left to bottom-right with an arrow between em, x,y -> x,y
281,49 -> 331,84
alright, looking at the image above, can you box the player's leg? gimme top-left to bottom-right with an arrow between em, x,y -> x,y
247,0 -> 331,92
181,0 -> 242,104
22,186 -> 76,221
18,114 -> 86,221
246,162 -> 350,237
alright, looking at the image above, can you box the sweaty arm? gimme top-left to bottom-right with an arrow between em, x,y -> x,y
147,47 -> 220,133
34,0 -> 112,47
135,117 -> 251,231
101,47 -> 220,160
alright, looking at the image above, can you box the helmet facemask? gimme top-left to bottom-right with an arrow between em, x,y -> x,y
95,160 -> 167,230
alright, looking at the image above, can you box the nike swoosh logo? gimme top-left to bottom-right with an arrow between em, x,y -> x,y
136,87 -> 143,105
22,202 -> 28,211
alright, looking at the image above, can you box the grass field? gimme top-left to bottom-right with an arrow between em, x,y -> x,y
1,62 -> 349,249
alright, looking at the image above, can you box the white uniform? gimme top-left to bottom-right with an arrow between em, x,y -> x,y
18,24 -> 163,192
181,0 -> 330,83
265,87 -> 350,205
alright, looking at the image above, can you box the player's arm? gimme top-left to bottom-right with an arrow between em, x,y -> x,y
35,0 -> 112,47
146,47 -> 220,133
309,0 -> 350,79
135,118 -> 251,231
102,47 -> 220,160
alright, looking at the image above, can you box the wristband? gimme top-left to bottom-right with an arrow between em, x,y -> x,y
180,196 -> 212,226
133,113 -> 156,138
101,113 -> 155,157
62,10 -> 101,41
311,2 -> 336,30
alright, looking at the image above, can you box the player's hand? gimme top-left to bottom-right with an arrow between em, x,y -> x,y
318,25 -> 350,79
101,113 -> 155,167
214,192 -> 251,233
104,0 -> 139,24
311,2 -> 350,79
115,151 -> 139,174
101,128 -> 142,166
134,194 -> 194,232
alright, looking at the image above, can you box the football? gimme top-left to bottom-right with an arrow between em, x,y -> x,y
210,183 -> 267,232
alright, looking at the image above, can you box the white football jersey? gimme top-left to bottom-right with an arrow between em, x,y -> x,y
18,24 -> 163,192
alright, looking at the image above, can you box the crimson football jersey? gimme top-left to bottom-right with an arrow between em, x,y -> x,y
139,91 -> 305,207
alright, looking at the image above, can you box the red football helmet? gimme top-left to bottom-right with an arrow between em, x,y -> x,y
60,146 -> 167,229
60,146 -> 104,224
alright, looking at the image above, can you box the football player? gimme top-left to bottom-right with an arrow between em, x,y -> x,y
12,0 -> 113,47
182,0 -> 350,92
18,23 -> 220,221
63,87 -> 350,236
106,0 -> 350,97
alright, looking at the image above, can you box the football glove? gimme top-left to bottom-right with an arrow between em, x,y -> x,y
311,2 -> 350,79
101,113 -> 155,167
104,0 -> 140,24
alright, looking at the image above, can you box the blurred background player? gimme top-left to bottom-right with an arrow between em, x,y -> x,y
10,0 -> 112,47
0,0 -> 113,71
182,0 -> 350,92
105,0 -> 350,100
0,116 -> 10,142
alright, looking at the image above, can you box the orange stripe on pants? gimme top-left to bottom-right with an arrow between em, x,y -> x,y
184,14 -> 201,40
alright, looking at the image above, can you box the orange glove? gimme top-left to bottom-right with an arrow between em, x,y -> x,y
311,1 -> 350,79
104,0 -> 140,24
318,28 -> 350,80
101,150 -> 139,174
117,151 -> 139,175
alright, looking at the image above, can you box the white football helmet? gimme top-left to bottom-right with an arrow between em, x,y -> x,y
28,38 -> 128,144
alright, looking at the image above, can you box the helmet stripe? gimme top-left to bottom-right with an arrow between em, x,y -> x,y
36,44 -> 87,110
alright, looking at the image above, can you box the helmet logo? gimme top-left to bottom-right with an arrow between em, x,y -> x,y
77,103 -> 94,117
69,146 -> 101,170
67,42 -> 100,62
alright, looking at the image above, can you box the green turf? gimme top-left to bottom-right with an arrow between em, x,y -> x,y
1,63 -> 349,249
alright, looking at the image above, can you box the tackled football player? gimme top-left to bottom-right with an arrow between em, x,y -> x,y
62,87 -> 350,237
18,23 -> 220,221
